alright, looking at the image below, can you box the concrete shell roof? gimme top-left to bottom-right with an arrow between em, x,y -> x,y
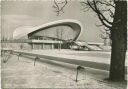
13,19 -> 83,40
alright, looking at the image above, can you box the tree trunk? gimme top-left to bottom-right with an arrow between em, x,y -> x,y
109,1 -> 127,81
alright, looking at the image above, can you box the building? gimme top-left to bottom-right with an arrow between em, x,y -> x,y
13,19 -> 83,50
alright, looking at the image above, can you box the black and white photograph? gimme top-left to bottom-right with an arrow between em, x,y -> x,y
1,0 -> 128,89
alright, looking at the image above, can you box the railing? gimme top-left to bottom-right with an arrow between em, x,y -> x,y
1,49 -> 87,82
1,49 -> 127,81
1,49 -> 110,71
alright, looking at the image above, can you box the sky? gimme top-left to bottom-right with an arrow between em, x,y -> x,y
1,0 -> 104,42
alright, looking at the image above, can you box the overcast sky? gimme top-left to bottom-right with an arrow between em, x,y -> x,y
1,0 -> 104,42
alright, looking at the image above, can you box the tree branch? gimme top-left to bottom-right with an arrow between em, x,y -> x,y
87,0 -> 112,28
97,0 -> 115,8
93,1 -> 113,25
53,0 -> 67,16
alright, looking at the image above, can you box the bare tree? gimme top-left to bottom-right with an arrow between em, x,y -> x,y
81,0 -> 127,81
53,0 -> 127,81
56,28 -> 63,50
56,28 -> 60,49
100,28 -> 111,46
53,0 -> 68,16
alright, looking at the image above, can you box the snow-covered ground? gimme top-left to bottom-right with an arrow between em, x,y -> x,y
1,52 -> 127,88
14,49 -> 128,67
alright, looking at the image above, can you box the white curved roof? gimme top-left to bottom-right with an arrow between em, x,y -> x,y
13,19 -> 83,40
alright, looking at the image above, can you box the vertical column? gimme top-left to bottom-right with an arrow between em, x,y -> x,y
31,43 -> 33,49
51,43 -> 54,49
42,43 -> 44,49
33,43 -> 34,49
